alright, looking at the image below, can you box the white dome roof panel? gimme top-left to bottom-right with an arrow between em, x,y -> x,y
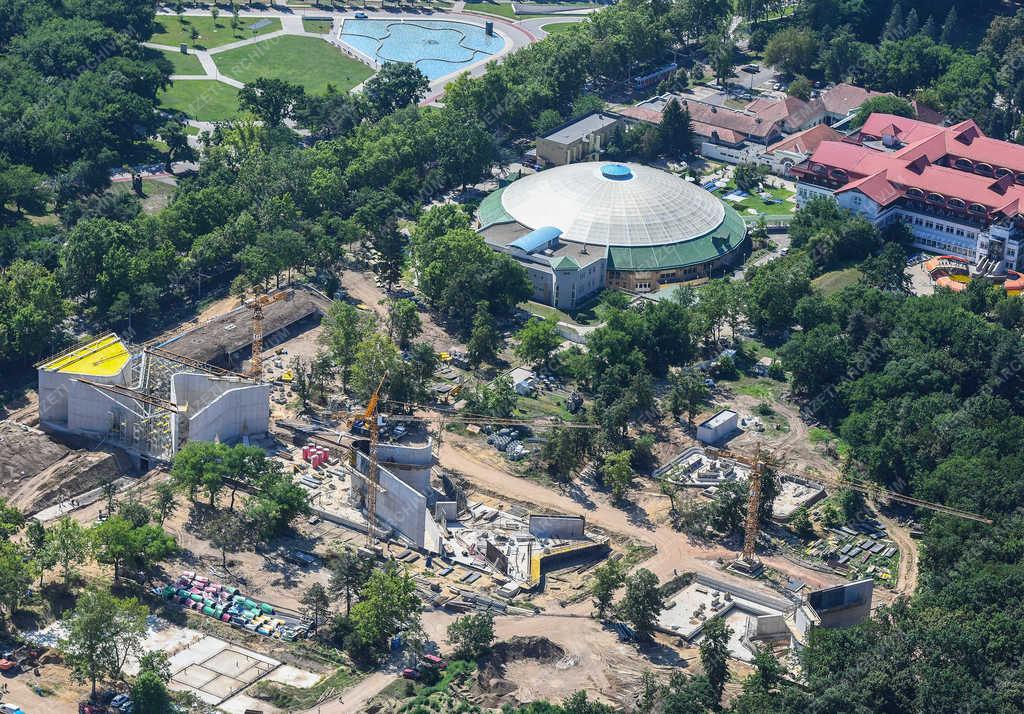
499,162 -> 726,248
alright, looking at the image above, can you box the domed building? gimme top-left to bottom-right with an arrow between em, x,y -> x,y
477,162 -> 748,309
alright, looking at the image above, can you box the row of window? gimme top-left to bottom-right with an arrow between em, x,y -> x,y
897,213 -> 976,239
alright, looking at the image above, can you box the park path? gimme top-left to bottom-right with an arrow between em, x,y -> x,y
298,671 -> 395,714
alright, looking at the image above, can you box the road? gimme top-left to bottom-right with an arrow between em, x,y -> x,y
872,508 -> 919,598
299,671 -> 395,713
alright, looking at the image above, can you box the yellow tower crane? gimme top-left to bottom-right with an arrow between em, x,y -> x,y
707,445 -> 992,573
244,289 -> 293,380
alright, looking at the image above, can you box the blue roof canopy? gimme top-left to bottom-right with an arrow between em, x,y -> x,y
510,226 -> 562,254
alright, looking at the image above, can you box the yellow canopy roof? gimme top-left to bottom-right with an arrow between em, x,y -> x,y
39,333 -> 131,377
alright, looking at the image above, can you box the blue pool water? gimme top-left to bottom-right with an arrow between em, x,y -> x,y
340,19 -> 504,80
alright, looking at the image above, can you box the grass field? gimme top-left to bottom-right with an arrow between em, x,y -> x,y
214,35 -> 373,93
158,79 -> 240,121
152,15 -> 281,49
110,179 -> 177,214
812,267 -> 863,295
463,1 -> 546,18
540,20 -> 582,33
156,47 -> 204,75
302,18 -> 334,33
722,183 -> 795,217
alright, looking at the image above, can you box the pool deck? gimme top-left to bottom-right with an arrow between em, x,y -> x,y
155,8 -> 541,98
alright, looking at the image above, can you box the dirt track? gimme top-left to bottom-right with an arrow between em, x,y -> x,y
439,435 -> 846,605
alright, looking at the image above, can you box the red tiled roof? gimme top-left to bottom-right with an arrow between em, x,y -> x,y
836,170 -> 903,205
769,124 -> 844,155
820,83 -> 886,116
912,100 -> 945,125
859,113 -> 942,145
613,105 -> 663,125
746,95 -> 823,130
804,113 -> 1024,215
692,121 -> 744,144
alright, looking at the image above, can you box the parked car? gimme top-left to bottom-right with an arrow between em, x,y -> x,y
1,704 -> 26,714
109,695 -> 129,711
354,11 -> 368,18
402,667 -> 420,680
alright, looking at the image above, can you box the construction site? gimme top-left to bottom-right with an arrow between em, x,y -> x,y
0,276 -> 1001,712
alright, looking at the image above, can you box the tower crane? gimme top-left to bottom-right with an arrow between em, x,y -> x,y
706,445 -> 992,572
336,395 -> 600,545
244,289 -> 293,380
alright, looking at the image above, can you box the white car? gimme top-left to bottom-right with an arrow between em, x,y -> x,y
0,704 -> 26,714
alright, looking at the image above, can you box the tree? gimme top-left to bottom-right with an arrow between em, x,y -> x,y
387,297 -> 422,348
209,511 -> 247,570
46,516 -> 90,588
152,481 -> 178,526
860,242 -> 911,293
540,426 -> 593,481
0,260 -> 68,367
668,369 -> 710,424
61,589 -> 148,698
734,162 -> 767,192
447,611 -> 495,659
132,670 -> 173,714
238,78 -> 305,126
659,98 -> 694,157
704,34 -> 734,86
467,301 -> 502,365
515,316 -> 562,368
464,375 -> 518,418
320,300 -> 373,390
939,6 -> 958,46
602,449 -> 635,502
0,543 -> 33,624
881,1 -> 903,41
301,582 -> 332,630
26,519 -> 49,588
700,615 -> 732,702
591,559 -> 625,619
350,331 -> 399,401
618,568 -> 663,640
91,516 -> 177,582
851,95 -> 915,128
361,62 -> 429,120
348,564 -> 421,657
787,75 -> 813,101
159,120 -> 195,172
763,28 -> 819,76
329,548 -> 371,615
245,462 -> 310,541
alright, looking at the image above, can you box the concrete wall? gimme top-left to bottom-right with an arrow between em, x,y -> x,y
809,578 -> 873,629
39,360 -> 130,426
435,501 -> 458,521
529,514 -> 585,539
377,439 -> 433,495
750,613 -> 788,638
353,451 -> 431,551
179,374 -> 270,447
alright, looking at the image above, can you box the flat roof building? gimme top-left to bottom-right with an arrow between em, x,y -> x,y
536,112 -> 625,167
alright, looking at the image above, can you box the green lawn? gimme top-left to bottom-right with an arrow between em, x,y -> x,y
464,1 -> 546,18
302,18 -> 334,33
213,35 -> 373,94
111,179 -> 177,214
152,15 -> 281,49
541,20 -> 582,33
158,47 -> 204,75
722,183 -> 795,217
812,267 -> 863,296
158,79 -> 240,122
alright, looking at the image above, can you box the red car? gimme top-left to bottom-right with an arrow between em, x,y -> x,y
401,668 -> 420,680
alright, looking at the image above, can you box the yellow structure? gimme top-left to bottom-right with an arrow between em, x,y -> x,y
39,333 -> 130,377
529,540 -> 608,585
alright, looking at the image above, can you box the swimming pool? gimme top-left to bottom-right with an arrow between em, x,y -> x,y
339,18 -> 505,80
